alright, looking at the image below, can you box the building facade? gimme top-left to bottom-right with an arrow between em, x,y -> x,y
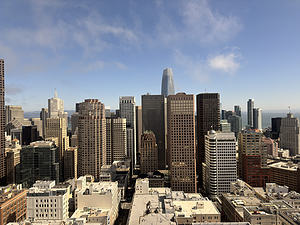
0,59 -> 5,185
142,94 -> 167,169
247,99 -> 254,127
17,141 -> 60,188
196,93 -> 220,187
26,180 -> 69,221
106,118 -> 127,165
119,96 -> 136,167
238,130 -> 270,187
161,68 -> 175,96
64,147 -> 77,180
78,99 -> 106,180
140,131 -> 158,174
167,93 -> 196,193
253,107 -> 262,131
234,105 -> 241,117
279,113 -> 300,156
0,184 -> 27,224
203,131 -> 237,199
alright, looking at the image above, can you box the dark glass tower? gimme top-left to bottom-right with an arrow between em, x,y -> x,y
196,93 -> 220,189
161,68 -> 175,96
142,94 -> 167,169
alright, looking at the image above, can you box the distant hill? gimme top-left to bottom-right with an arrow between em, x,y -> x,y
24,110 -> 75,119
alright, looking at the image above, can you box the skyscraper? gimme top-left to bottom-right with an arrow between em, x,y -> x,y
253,108 -> 262,131
142,94 -> 167,169
247,99 -> 254,127
140,131 -> 158,174
0,59 -> 5,185
168,93 -> 196,193
161,68 -> 175,96
78,99 -> 106,179
279,113 -> 300,156
196,93 -> 220,187
238,130 -> 270,187
119,96 -> 136,167
234,105 -> 241,117
48,90 -> 68,127
203,131 -> 236,199
106,118 -> 127,164
5,105 -> 24,125
40,108 -> 49,138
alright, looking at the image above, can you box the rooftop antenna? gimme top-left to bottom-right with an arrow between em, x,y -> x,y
205,88 -> 206,93
288,106 -> 291,114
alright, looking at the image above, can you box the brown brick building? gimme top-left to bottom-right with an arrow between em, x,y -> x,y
0,184 -> 27,224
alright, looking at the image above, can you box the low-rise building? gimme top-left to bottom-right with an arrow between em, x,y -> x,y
74,175 -> 120,225
0,184 -> 27,224
26,180 -> 69,221
128,178 -> 220,224
269,161 -> 300,192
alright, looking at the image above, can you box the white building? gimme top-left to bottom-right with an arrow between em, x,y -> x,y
119,96 -> 136,168
203,131 -> 237,199
74,176 -> 120,225
253,107 -> 262,131
128,178 -> 220,225
26,180 -> 69,221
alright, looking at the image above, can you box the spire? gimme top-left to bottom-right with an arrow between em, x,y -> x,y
54,88 -> 57,98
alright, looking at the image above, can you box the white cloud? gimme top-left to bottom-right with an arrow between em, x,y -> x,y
174,49 -> 209,82
83,60 -> 106,72
174,47 -> 242,82
156,0 -> 242,45
208,52 -> 241,74
181,0 -> 243,43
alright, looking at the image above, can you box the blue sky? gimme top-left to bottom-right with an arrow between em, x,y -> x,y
1,0 -> 300,113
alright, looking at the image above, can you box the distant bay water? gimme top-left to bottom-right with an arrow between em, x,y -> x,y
241,112 -> 300,129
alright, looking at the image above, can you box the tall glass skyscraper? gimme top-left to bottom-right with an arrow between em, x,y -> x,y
161,68 -> 175,96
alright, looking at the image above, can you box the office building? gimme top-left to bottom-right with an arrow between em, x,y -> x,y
5,105 -> 24,125
74,176 -> 120,225
128,178 -> 221,225
140,131 -> 158,174
253,107 -> 262,131
228,115 -> 242,138
0,184 -> 27,224
135,106 -> 142,165
264,138 -> 279,157
40,108 -> 49,138
203,131 -> 237,199
142,94 -> 167,169
71,112 -> 79,135
45,117 -> 69,161
238,130 -> 270,187
64,147 -> 77,180
78,99 -> 106,180
106,118 -> 127,165
6,139 -> 21,184
279,113 -> 300,156
30,118 -> 43,138
119,96 -> 136,167
167,93 -> 196,193
26,180 -> 69,221
247,99 -> 254,127
271,117 -> 282,139
220,120 -> 231,132
17,141 -> 60,188
0,60 -> 5,185
22,125 -> 38,145
234,105 -> 241,117
161,68 -> 175,96
48,90 -> 64,118
269,161 -> 300,193
196,93 -> 220,186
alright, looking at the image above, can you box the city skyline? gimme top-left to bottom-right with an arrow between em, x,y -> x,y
1,1 -> 300,112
